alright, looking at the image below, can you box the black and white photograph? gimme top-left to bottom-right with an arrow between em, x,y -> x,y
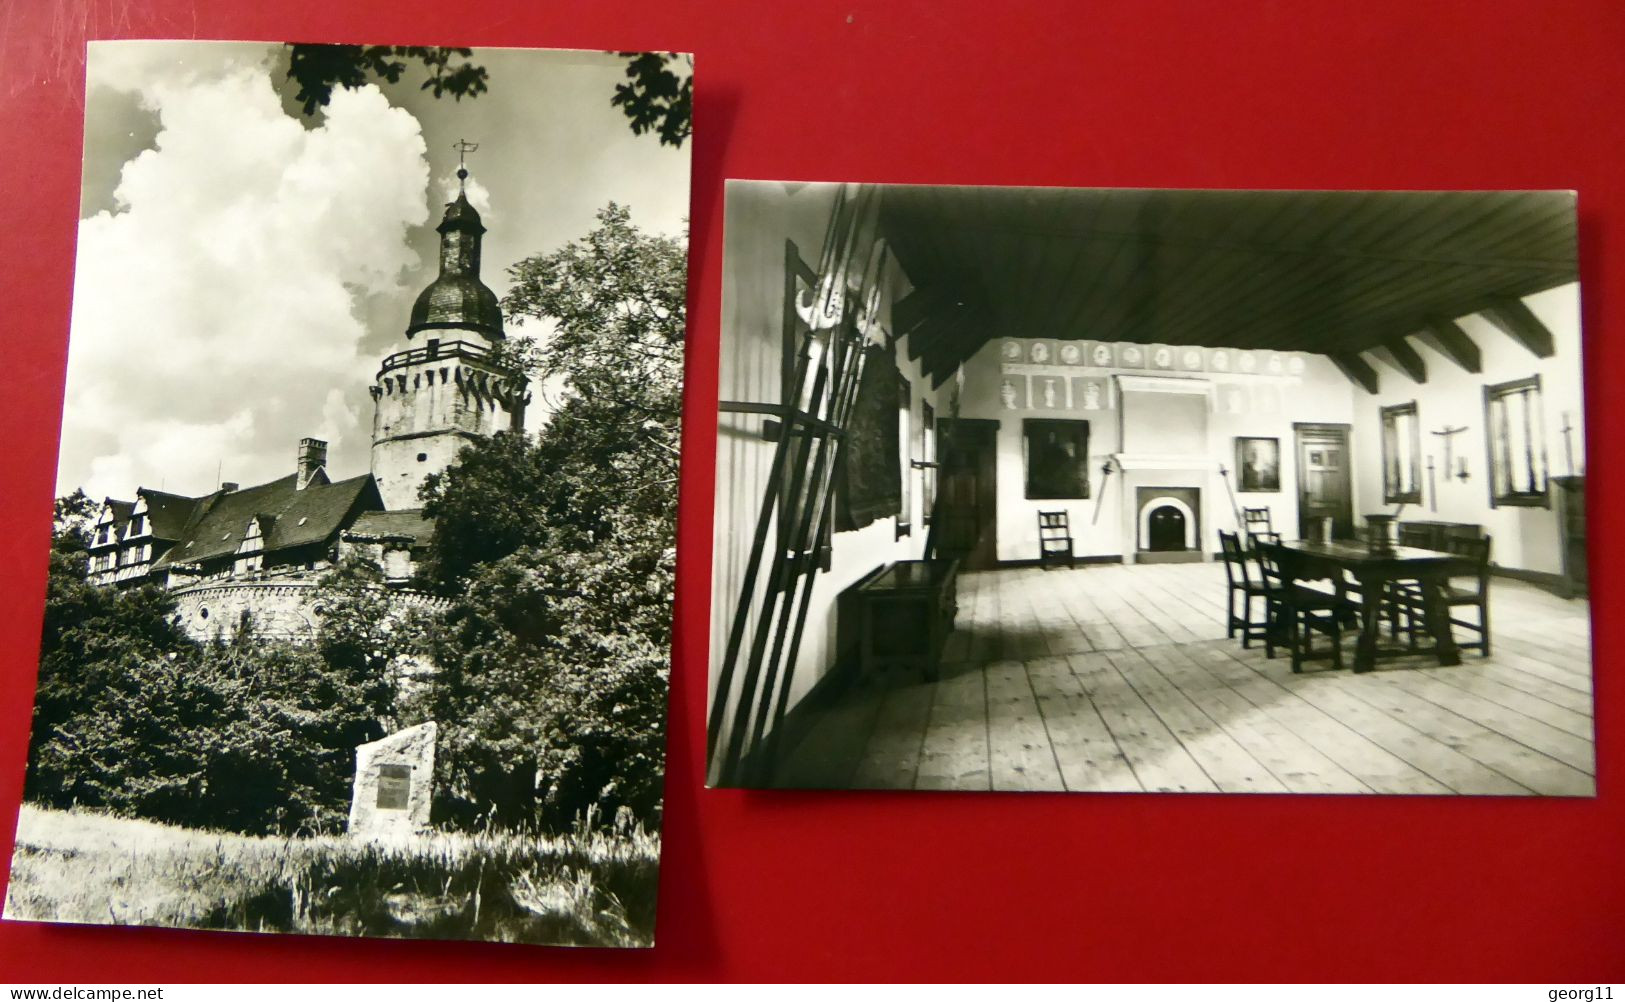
5,40 -> 691,946
709,181 -> 1592,796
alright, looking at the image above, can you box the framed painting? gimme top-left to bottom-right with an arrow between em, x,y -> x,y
1236,436 -> 1281,492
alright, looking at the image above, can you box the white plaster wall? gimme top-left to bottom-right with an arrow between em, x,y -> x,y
1350,283 -> 1585,574
957,343 -> 1356,561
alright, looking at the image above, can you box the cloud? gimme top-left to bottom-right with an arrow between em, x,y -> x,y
60,57 -> 430,500
436,169 -> 492,217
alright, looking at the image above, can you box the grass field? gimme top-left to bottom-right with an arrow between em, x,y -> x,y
4,805 -> 660,947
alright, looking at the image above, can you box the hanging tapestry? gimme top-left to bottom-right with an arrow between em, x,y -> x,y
836,343 -> 902,531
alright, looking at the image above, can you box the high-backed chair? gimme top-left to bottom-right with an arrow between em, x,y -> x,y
1242,507 -> 1274,542
1391,535 -> 1492,656
1256,539 -> 1359,673
1037,510 -> 1074,569
1219,529 -> 1275,653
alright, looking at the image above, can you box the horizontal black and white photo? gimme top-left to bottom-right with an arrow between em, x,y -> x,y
709,181 -> 1591,796
6,40 -> 691,946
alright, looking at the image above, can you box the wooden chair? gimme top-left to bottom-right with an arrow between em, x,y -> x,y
1392,535 -> 1493,656
1242,507 -> 1274,541
1037,510 -> 1074,569
1256,540 -> 1360,673
1219,530 -> 1276,654
1398,524 -> 1434,550
1247,528 -> 1282,552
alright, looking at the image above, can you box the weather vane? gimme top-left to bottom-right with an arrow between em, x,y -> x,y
452,139 -> 480,189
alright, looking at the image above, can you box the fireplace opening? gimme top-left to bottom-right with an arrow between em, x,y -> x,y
1133,486 -> 1203,563
1146,505 -> 1187,551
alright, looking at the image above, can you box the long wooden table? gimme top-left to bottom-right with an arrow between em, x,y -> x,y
1271,539 -> 1462,673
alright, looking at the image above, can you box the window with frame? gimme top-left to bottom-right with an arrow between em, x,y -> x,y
1484,374 -> 1549,508
921,400 -> 936,525
1380,401 -> 1422,504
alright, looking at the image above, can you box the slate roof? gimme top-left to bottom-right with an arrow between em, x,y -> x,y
345,509 -> 435,544
408,274 -> 503,338
136,488 -> 205,541
91,499 -> 134,547
153,473 -> 382,569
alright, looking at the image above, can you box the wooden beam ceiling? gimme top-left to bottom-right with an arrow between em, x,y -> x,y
1482,297 -> 1558,358
877,187 -> 1577,374
1383,337 -> 1427,383
1330,353 -> 1380,395
1423,318 -> 1483,374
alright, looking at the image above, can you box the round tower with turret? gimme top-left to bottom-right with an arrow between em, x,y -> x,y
371,174 -> 529,511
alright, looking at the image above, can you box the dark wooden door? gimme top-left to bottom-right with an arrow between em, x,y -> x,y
936,418 -> 999,570
1295,423 -> 1353,539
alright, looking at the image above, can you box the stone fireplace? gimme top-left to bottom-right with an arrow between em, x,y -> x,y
1113,374 -> 1216,564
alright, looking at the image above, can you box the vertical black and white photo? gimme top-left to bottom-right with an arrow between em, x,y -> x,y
5,40 -> 691,947
710,181 -> 1592,797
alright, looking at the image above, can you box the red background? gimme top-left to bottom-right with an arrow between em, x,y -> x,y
1,0 -> 1621,981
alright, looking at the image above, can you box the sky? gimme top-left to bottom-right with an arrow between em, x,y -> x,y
61,41 -> 692,500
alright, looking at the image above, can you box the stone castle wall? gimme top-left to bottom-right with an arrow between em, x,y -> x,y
170,577 -> 450,642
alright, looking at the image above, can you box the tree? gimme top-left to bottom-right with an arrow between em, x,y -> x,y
52,488 -> 96,550
611,52 -> 693,148
285,44 -> 489,116
25,494 -> 194,806
412,205 -> 684,829
312,555 -> 425,727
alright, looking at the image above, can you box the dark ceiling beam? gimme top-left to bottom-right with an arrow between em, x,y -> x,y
1482,297 -> 1557,358
1329,352 -> 1380,395
915,306 -> 984,382
1382,336 -> 1427,383
895,288 -> 957,358
925,309 -> 994,389
1423,318 -> 1482,374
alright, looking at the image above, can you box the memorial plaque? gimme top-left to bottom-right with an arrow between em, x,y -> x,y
348,721 -> 437,838
376,764 -> 411,810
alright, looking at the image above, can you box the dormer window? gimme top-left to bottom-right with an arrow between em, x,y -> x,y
235,516 -> 267,575
93,510 -> 116,547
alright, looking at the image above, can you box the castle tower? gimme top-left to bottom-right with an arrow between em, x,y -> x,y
371,173 -> 529,510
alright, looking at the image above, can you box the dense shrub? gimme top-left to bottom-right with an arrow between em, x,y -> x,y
31,631 -> 391,835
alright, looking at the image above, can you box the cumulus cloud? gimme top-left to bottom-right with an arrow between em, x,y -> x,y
437,169 -> 492,217
60,57 -> 430,500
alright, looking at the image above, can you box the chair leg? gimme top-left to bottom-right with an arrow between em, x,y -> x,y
1480,598 -> 1491,657
1288,609 -> 1304,674
1227,588 -> 1237,640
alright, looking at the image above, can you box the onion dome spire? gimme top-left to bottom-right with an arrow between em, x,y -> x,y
405,139 -> 503,341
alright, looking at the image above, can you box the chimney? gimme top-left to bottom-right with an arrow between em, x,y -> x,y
297,437 -> 328,490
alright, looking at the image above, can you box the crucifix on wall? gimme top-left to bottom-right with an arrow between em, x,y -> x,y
1431,425 -> 1469,482
1559,411 -> 1576,475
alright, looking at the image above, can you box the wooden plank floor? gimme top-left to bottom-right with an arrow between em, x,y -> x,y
771,561 -> 1596,796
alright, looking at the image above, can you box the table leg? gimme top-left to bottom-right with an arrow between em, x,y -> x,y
1353,571 -> 1383,673
1281,563 -> 1302,673
1420,572 -> 1462,667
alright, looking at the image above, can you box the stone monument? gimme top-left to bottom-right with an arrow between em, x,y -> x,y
347,721 -> 437,838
